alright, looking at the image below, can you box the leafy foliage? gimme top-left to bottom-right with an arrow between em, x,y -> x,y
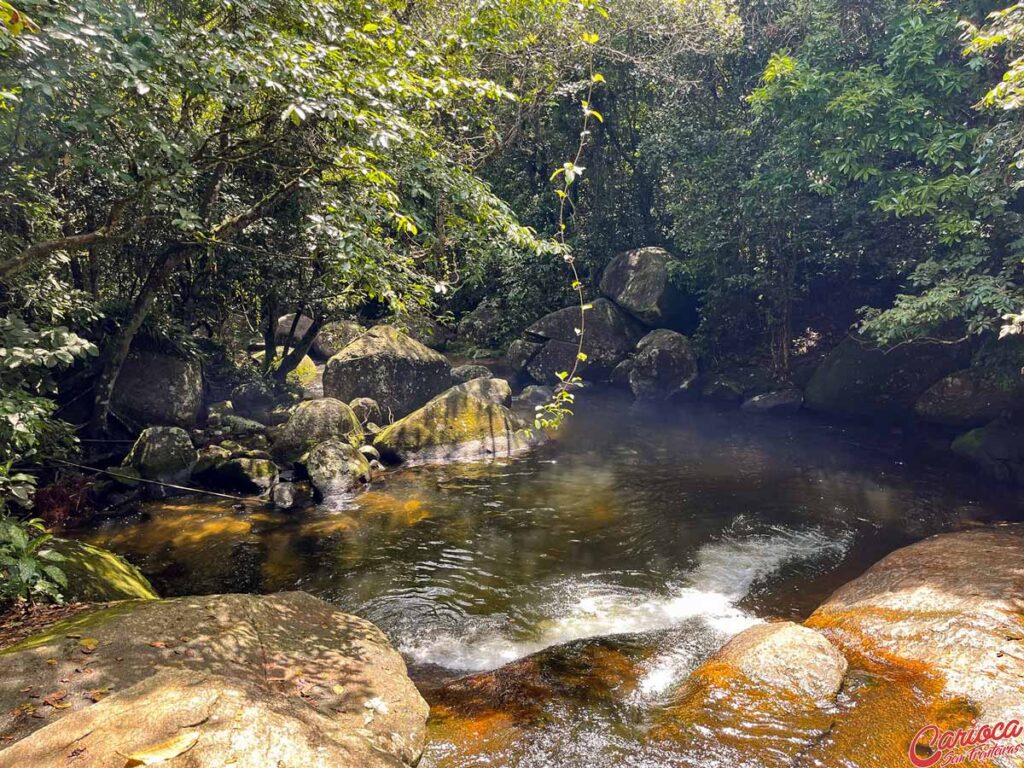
0,513 -> 66,605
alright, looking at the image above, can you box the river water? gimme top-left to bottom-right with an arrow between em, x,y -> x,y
71,390 -> 1024,767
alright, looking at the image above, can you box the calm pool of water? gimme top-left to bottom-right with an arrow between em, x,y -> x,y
71,390 -> 1024,767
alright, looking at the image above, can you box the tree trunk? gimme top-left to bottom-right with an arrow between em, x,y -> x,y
88,244 -> 191,435
273,315 -> 322,383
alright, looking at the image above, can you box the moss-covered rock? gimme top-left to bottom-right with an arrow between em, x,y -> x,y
122,426 -> 196,484
192,445 -> 278,493
451,364 -> 492,383
252,346 -> 319,394
805,336 -> 969,420
374,379 -> 530,464
951,420 -> 1024,485
316,319 -> 365,358
111,349 -> 203,428
48,539 -> 157,602
322,325 -> 451,419
305,439 -> 371,502
272,398 -> 363,462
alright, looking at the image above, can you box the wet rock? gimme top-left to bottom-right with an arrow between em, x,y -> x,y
48,539 -> 158,602
374,380 -> 529,464
451,364 -> 493,383
806,527 -> 1024,728
209,457 -> 278,494
348,397 -> 382,425
270,481 -> 296,510
524,298 -> 644,384
915,368 -> 1024,427
0,592 -> 429,768
805,336 -> 969,421
599,246 -> 698,332
122,426 -> 196,485
323,325 -> 452,419
305,439 -> 372,500
506,338 -> 543,374
111,349 -> 203,428
457,301 -> 503,347
950,420 -> 1024,485
626,329 -> 698,400
741,388 -> 804,414
272,398 -> 363,463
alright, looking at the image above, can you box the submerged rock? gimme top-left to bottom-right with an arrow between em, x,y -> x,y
323,325 -> 451,419
122,426 -> 196,485
599,246 -> 698,332
272,398 -> 363,463
48,539 -> 158,602
951,420 -> 1024,485
806,527 -> 1024,730
374,379 -> 529,463
625,329 -> 698,400
111,349 -> 203,428
270,481 -> 297,510
741,388 -> 804,414
524,298 -> 644,384
805,336 -> 969,420
305,439 -> 372,500
0,592 -> 429,768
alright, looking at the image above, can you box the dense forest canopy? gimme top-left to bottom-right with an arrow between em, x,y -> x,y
2,0 -> 1024,585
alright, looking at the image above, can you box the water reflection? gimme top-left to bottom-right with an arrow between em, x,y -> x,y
72,390 -> 1024,768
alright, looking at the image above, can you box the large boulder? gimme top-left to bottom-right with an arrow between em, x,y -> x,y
915,368 -> 1024,427
806,528 -> 1024,734
598,247 -> 698,332
0,592 -> 429,768
315,319 -> 366,359
111,350 -> 203,428
122,426 -> 196,484
506,338 -> 543,375
47,539 -> 157,602
272,398 -> 363,463
305,439 -> 372,502
374,379 -> 529,464
805,336 -> 969,421
951,420 -> 1024,485
323,325 -> 451,420
524,298 -> 643,384
624,329 -> 698,400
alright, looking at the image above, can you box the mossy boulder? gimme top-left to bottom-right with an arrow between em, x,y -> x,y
111,350 -> 203,428
524,298 -> 644,384
805,336 -> 969,421
305,439 -> 372,502
272,398 -> 363,462
0,592 -> 429,768
229,380 -> 277,420
348,397 -> 381,425
915,368 -> 1024,427
322,325 -> 452,419
451,364 -> 492,383
192,445 -> 278,494
599,246 -> 698,332
316,319 -> 366,358
122,426 -> 196,484
48,539 -> 158,602
951,420 -> 1024,485
374,379 -> 529,464
457,300 -> 503,347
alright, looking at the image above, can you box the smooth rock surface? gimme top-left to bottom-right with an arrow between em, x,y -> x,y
112,350 -> 203,428
599,246 -> 697,331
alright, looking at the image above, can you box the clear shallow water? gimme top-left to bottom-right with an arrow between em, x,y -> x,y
71,390 -> 1024,767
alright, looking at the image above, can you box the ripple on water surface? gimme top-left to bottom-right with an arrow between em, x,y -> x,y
73,391 -> 1024,768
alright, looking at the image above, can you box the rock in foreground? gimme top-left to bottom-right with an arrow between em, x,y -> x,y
0,592 -> 428,768
272,398 -> 363,462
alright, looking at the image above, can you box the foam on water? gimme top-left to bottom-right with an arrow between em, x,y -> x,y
401,526 -> 851,673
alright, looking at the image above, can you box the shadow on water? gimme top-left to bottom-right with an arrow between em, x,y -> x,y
70,388 -> 1024,768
